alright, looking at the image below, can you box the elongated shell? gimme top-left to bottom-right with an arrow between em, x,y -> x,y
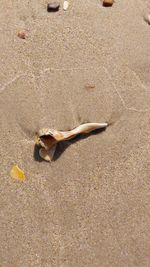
35,122 -> 108,161
36,122 -> 108,150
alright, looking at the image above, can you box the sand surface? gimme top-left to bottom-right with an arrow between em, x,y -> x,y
0,0 -> 150,266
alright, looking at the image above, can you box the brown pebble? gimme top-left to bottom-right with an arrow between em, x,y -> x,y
17,31 -> 27,39
144,14 -> 150,25
84,84 -> 95,91
47,2 -> 60,12
103,0 -> 114,7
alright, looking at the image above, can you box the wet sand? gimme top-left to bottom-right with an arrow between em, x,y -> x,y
0,0 -> 150,266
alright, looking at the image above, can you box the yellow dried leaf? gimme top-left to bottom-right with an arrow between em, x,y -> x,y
10,165 -> 26,181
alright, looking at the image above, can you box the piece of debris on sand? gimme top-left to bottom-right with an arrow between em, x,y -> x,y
10,165 -> 26,181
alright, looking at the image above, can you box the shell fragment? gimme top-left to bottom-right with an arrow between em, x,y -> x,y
63,1 -> 69,11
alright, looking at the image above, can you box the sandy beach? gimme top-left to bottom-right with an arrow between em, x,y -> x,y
0,0 -> 150,266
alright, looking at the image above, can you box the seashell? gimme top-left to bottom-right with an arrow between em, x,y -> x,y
63,1 -> 69,11
35,122 -> 108,161
144,14 -> 150,25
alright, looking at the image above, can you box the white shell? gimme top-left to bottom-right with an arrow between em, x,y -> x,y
36,122 -> 108,162
63,1 -> 69,11
39,145 -> 57,162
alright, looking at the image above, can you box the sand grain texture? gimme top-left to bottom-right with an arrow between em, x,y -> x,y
0,0 -> 150,266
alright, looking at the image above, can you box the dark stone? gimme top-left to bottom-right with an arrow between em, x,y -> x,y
103,0 -> 113,7
47,2 -> 60,12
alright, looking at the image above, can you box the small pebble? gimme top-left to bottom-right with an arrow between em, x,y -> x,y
47,2 -> 60,12
103,0 -> 114,7
63,1 -> 69,11
84,84 -> 95,91
17,30 -> 27,39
